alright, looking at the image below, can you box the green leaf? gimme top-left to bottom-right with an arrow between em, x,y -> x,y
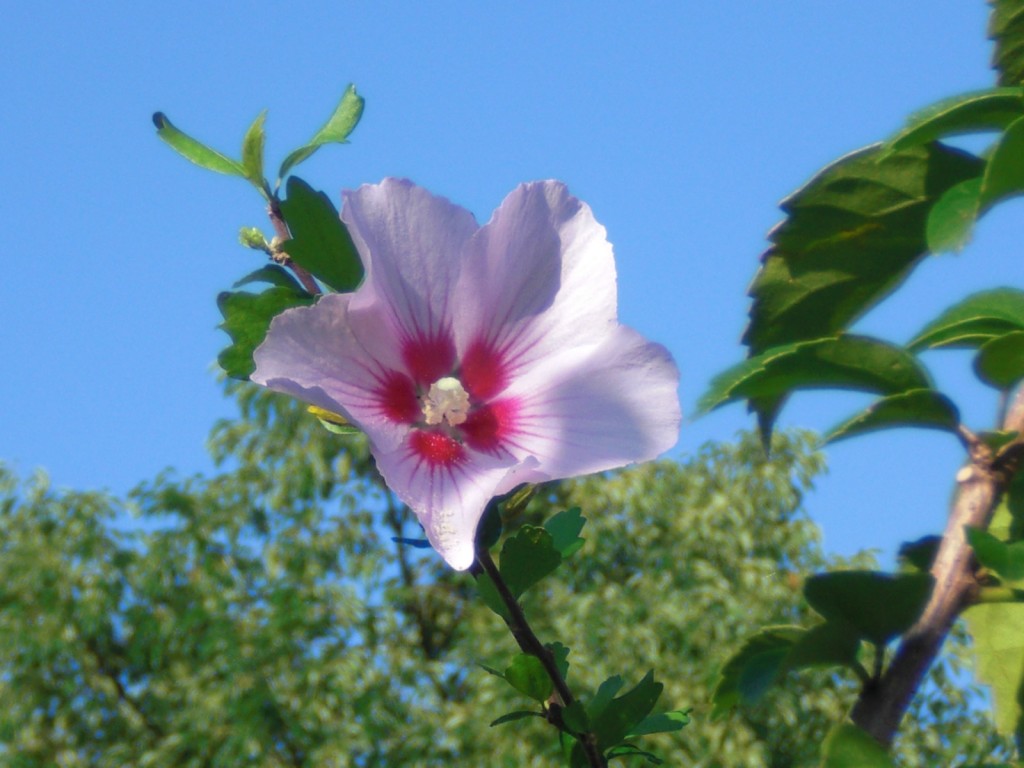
804,571 -> 934,646
278,84 -> 365,179
976,331 -> 1024,389
889,88 -> 1024,150
743,142 -> 983,355
965,601 -> 1024,741
991,0 -> 1024,87
547,642 -> 571,680
981,116 -> 1024,209
590,671 -> 663,750
699,335 -> 933,437
504,653 -> 553,703
898,535 -> 941,572
489,710 -> 545,727
588,675 -> 626,721
561,701 -> 590,733
820,722 -> 898,768
711,626 -> 804,718
822,389 -> 960,444
907,288 -> 1024,351
625,709 -> 691,737
241,110 -> 267,190
279,177 -> 364,292
544,507 -> 586,558
152,112 -> 246,177
499,525 -> 562,598
925,177 -> 982,254
217,287 -> 314,380
967,526 -> 1024,584
232,264 -> 303,291
784,620 -> 862,671
475,571 -> 510,620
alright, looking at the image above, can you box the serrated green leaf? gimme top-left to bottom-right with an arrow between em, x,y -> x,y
590,671 -> 663,750
804,571 -> 933,646
820,722 -> 898,767
152,112 -> 246,177
278,85 -> 365,179
822,389 -> 961,444
217,287 -> 314,380
241,110 -> 267,190
233,264 -> 303,291
889,88 -> 1024,150
699,335 -> 933,438
991,0 -> 1024,87
925,177 -> 982,254
976,331 -> 1024,389
711,626 -> 803,718
967,526 -> 1024,584
544,508 -> 585,558
744,142 -> 983,355
279,177 -> 364,292
504,653 -> 553,703
907,288 -> 1024,351
625,709 -> 691,737
547,642 -> 570,680
489,710 -> 545,727
499,525 -> 562,598
981,115 -> 1024,209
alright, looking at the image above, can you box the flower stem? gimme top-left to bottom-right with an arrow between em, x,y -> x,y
474,545 -> 607,768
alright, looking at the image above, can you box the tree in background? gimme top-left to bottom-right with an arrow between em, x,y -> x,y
0,386 -> 1008,766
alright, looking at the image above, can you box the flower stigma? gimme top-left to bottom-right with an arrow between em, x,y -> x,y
422,376 -> 471,427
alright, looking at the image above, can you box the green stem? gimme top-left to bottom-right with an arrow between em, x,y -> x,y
474,545 -> 606,768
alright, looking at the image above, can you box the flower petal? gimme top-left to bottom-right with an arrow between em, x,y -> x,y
252,293 -> 411,453
342,178 -> 477,379
455,181 -> 618,388
375,438 -> 523,570
494,325 -> 681,490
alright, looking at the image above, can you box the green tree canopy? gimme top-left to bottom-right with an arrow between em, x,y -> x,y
0,385 -> 1009,766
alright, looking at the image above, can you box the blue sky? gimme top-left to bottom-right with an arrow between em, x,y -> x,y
2,2 -> 1018,561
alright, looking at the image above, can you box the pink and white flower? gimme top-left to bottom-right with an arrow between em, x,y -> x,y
253,179 -> 680,570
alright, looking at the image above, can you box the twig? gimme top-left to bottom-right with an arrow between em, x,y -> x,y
474,546 -> 607,768
850,385 -> 1024,746
266,198 -> 321,296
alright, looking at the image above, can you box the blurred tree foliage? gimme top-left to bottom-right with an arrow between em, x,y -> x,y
0,384 -> 1010,766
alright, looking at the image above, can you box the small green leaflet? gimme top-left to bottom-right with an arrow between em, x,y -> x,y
241,110 -> 268,190
278,85 -> 365,180
153,111 -> 247,178
925,177 -> 982,254
975,331 -> 1024,390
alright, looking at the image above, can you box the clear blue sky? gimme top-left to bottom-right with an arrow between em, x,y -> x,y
2,2 -> 1018,561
